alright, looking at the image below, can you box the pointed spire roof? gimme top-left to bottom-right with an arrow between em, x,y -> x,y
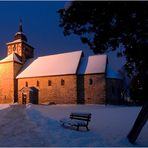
0,53 -> 22,64
19,19 -> 23,32
14,19 -> 27,42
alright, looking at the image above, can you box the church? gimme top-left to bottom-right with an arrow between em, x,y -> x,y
0,22 -> 123,104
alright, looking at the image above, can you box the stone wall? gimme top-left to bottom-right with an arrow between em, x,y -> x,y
14,62 -> 23,102
17,74 -> 106,104
0,62 -> 14,103
0,61 -> 22,103
106,78 -> 123,104
85,74 -> 106,104
77,74 -> 106,104
17,75 -> 77,104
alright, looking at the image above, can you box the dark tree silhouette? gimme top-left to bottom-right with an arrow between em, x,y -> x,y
58,1 -> 148,144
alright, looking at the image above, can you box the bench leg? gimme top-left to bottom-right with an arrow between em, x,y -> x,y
86,126 -> 89,131
77,126 -> 79,131
61,122 -> 65,126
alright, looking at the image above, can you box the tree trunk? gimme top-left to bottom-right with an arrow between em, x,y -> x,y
127,100 -> 148,144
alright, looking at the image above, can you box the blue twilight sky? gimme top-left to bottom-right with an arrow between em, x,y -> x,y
0,1 -> 125,71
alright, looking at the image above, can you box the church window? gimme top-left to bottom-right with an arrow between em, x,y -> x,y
61,79 -> 65,86
89,79 -> 93,85
48,80 -> 52,86
37,80 -> 40,87
25,82 -> 28,87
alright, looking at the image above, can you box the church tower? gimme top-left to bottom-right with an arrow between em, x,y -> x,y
6,19 -> 34,63
0,20 -> 34,103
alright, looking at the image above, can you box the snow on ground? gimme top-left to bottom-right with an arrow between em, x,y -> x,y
0,104 -> 46,147
0,104 -> 10,110
26,104 -> 148,147
0,104 -> 147,147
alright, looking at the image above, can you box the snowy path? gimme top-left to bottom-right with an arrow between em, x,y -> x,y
0,104 -> 147,147
0,105 -> 46,147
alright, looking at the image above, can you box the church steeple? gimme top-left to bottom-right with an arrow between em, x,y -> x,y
14,19 -> 27,42
6,20 -> 34,63
19,19 -> 23,32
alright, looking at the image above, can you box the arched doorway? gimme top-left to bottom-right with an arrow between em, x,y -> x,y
19,87 -> 38,104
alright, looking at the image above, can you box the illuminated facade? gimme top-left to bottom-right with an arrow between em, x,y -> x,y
0,22 -> 123,104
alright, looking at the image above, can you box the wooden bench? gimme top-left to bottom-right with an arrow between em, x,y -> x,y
60,112 -> 91,131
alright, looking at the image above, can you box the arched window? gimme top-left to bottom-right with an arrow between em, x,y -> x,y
25,82 -> 28,87
61,79 -> 65,86
37,80 -> 40,87
89,79 -> 93,85
48,80 -> 52,86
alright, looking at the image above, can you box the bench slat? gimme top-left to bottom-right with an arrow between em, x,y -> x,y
71,112 -> 91,116
70,117 -> 90,121
60,112 -> 91,131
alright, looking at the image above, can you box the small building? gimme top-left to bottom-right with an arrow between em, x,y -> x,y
0,22 -> 123,104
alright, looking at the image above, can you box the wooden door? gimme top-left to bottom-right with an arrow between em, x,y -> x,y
22,93 -> 27,104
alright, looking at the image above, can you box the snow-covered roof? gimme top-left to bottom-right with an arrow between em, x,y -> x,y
15,31 -> 26,36
106,66 -> 122,79
78,54 -> 107,74
0,53 -> 22,64
16,51 -> 82,79
6,39 -> 24,45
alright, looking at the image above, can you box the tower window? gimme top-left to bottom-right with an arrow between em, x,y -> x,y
89,79 -> 93,85
37,80 -> 40,87
25,82 -> 28,87
48,80 -> 52,86
61,79 -> 65,86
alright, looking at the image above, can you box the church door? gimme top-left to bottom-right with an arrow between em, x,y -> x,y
22,93 -> 27,104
